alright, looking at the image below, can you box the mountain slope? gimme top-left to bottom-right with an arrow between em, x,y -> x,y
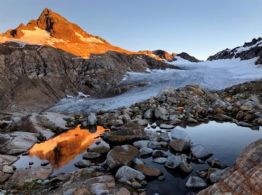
0,41 -> 173,113
0,8 -> 131,58
139,50 -> 200,63
208,37 -> 262,64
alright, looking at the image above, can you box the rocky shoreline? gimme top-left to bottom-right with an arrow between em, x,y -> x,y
0,80 -> 261,194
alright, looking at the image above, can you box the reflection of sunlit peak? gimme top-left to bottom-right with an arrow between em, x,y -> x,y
29,125 -> 107,168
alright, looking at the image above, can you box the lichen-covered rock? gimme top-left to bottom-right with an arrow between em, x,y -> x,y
198,139 -> 262,195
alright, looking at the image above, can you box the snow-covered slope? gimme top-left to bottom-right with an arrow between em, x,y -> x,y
208,37 -> 262,64
50,57 -> 262,113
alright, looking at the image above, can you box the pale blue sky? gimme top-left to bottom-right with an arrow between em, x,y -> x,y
0,0 -> 261,59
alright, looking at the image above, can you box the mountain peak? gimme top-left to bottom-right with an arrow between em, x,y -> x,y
36,8 -> 74,34
1,8 -> 132,57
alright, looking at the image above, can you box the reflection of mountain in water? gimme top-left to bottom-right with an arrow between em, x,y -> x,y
29,125 -> 106,168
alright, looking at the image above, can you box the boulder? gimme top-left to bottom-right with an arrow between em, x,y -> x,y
180,161 -> 192,173
87,113 -> 97,126
115,166 -> 145,183
153,157 -> 167,164
139,147 -> 153,156
169,139 -> 190,152
152,150 -> 168,158
5,165 -> 53,188
186,176 -> 207,188
191,144 -> 212,159
83,152 -> 101,160
170,129 -> 190,142
0,155 -> 18,166
74,160 -> 91,168
135,164 -> 161,177
209,168 -> 229,183
160,124 -> 174,129
164,155 -> 183,169
2,165 -> 15,174
106,145 -> 139,169
154,107 -> 169,120
88,139 -> 110,154
198,139 -> 262,195
107,122 -> 145,144
133,140 -> 149,149
144,109 -> 154,119
0,132 -> 38,155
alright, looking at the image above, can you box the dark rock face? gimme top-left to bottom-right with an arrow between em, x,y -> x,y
207,37 -> 262,64
176,52 -> 201,62
152,50 -> 174,61
151,50 -> 200,62
0,42 -> 174,112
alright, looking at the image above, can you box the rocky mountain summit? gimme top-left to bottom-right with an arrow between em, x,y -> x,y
140,49 -> 200,62
1,8 -> 131,58
208,37 -> 262,64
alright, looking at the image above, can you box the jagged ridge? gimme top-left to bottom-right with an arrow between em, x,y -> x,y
207,37 -> 262,64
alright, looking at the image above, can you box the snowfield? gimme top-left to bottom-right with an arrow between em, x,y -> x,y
50,58 -> 262,113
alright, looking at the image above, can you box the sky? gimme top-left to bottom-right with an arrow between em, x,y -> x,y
0,0 -> 262,60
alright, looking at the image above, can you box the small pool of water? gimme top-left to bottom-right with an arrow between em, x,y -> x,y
146,121 -> 262,195
13,121 -> 261,194
14,125 -> 107,175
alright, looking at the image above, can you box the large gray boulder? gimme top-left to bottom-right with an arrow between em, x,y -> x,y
115,166 -> 145,183
186,176 -> 207,188
88,139 -> 110,154
0,132 -> 38,155
106,145 -> 139,169
154,107 -> 169,120
191,144 -> 212,159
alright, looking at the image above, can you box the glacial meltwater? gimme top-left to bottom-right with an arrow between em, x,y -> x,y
13,121 -> 262,195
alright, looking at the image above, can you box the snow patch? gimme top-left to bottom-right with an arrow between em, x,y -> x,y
235,40 -> 262,54
75,32 -> 104,44
171,56 -> 195,65
20,27 -> 66,45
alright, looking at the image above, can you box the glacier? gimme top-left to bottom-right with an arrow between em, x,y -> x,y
50,58 -> 262,114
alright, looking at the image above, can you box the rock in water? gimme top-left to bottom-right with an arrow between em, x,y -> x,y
169,139 -> 190,152
139,147 -> 153,156
135,164 -> 162,177
170,129 -> 191,142
133,140 -> 149,149
74,160 -> 91,168
191,144 -> 212,159
106,145 -> 139,169
88,139 -> 110,154
185,176 -> 207,188
209,168 -> 229,183
160,124 -> 174,129
153,157 -> 167,164
83,152 -> 101,160
115,166 -> 145,183
180,161 -> 193,173
165,155 -> 183,169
